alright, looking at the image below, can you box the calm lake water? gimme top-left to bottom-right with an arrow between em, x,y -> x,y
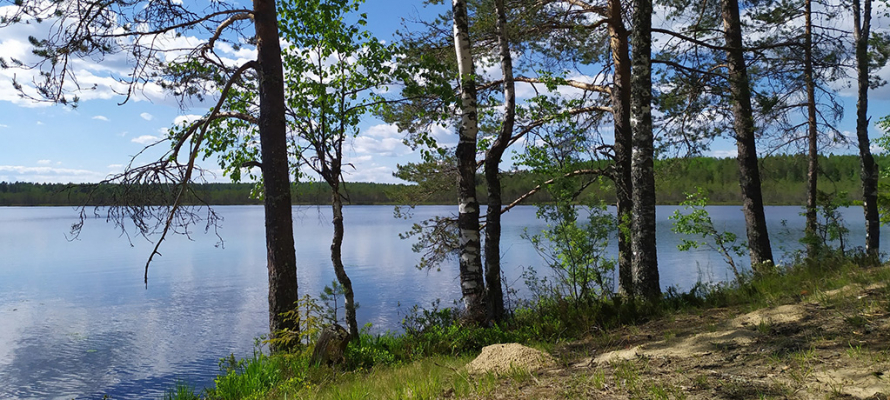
0,204 -> 886,399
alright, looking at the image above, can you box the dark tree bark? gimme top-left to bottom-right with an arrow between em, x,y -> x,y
804,0 -> 819,256
608,0 -> 635,298
452,0 -> 487,324
254,0 -> 300,346
484,0 -> 515,322
630,0 -> 660,300
852,0 -> 880,257
722,0 -> 774,270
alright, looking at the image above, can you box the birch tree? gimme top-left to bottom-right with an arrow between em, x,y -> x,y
452,0 -> 487,323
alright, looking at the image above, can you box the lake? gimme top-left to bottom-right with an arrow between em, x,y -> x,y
0,204 -> 885,399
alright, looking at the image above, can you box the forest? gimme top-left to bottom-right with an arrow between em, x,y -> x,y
3,0 -> 890,398
0,154 -> 884,206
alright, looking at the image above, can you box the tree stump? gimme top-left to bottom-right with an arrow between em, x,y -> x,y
310,324 -> 350,366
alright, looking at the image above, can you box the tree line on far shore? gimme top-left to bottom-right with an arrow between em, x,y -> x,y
2,154 -> 883,207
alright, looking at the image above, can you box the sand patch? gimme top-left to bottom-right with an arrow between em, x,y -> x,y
593,346 -> 642,363
731,304 -> 806,328
593,328 -> 758,363
466,343 -> 556,375
645,329 -> 758,357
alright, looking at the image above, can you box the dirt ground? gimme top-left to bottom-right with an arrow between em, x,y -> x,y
465,282 -> 890,399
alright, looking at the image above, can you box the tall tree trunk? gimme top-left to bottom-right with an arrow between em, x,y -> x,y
853,0 -> 880,258
330,182 -> 359,340
722,0 -> 774,270
484,0 -> 514,322
630,0 -> 660,300
452,0 -> 487,324
609,0 -> 634,298
254,0 -> 299,347
804,0 -> 819,256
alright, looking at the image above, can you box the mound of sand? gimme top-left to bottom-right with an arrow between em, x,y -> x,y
466,343 -> 556,375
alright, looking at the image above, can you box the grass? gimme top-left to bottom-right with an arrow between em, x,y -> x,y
170,251 -> 889,399
274,356 -> 477,400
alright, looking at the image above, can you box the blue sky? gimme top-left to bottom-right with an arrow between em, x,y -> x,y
0,1 -> 888,184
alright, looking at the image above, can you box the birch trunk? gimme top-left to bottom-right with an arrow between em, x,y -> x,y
484,0 -> 515,322
853,0 -> 880,257
722,0 -> 774,270
630,0 -> 660,300
452,0 -> 487,324
254,0 -> 299,347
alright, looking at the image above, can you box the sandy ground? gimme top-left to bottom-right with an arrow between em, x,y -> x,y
460,282 -> 890,399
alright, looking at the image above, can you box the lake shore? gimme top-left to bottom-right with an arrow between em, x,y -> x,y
167,256 -> 890,399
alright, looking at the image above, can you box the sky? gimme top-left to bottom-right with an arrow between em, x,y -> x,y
0,1 -> 889,184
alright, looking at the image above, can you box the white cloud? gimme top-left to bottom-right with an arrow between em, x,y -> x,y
0,10 -> 209,107
140,112 -> 154,121
173,114 -> 203,126
92,115 -> 109,121
107,164 -> 124,169
345,123 -> 414,157
0,124 -> 7,128
352,136 -> 412,157
430,124 -> 457,148
36,159 -> 51,165
364,123 -> 402,139
707,149 -> 738,158
131,135 -> 161,144
36,121 -> 43,125
0,165 -> 107,183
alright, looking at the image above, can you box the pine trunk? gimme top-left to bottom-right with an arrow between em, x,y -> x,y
452,0 -> 487,324
722,0 -> 774,270
254,0 -> 299,348
630,0 -> 660,300
609,0 -> 634,298
804,0 -> 818,256
484,0 -> 515,322
853,0 -> 880,257
331,182 -> 359,340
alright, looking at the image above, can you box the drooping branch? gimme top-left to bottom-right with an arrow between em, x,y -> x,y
141,58 -> 258,284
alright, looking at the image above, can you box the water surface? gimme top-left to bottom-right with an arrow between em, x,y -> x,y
0,205 -> 884,399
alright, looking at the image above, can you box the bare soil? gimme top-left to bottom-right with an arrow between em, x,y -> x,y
462,282 -> 890,399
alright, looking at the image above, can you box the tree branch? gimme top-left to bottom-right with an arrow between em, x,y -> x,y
501,168 -> 613,215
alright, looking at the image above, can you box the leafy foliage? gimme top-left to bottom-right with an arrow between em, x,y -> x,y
670,188 -> 748,280
523,203 -> 616,306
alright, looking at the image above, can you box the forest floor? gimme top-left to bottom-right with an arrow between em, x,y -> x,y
454,281 -> 890,399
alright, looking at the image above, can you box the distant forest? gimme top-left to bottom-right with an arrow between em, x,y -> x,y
1,154 -> 884,207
